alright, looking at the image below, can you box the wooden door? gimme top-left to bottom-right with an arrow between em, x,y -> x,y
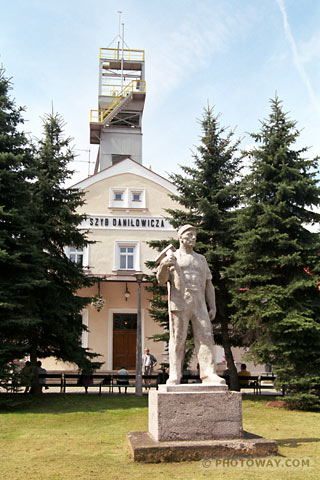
113,313 -> 137,370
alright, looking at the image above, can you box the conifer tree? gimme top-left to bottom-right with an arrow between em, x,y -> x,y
148,106 -> 244,389
26,112 -> 96,391
0,73 -> 96,392
0,68 -> 37,367
230,97 -> 320,404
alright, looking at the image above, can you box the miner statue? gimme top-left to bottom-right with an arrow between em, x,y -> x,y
156,225 -> 226,386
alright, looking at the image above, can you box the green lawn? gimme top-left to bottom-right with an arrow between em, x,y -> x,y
0,394 -> 319,480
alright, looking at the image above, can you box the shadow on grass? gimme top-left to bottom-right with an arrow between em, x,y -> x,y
277,437 -> 320,448
0,392 -> 280,414
0,393 -> 148,414
241,393 -> 286,404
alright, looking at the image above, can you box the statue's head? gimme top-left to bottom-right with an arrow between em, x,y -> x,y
177,224 -> 197,248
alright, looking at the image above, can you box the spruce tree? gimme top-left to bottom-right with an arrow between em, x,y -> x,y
0,68 -> 37,367
0,76 -> 96,392
149,106 -> 244,389
26,112 -> 96,391
230,97 -> 320,404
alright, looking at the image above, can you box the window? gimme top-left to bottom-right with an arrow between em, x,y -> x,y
109,188 -> 146,209
128,189 -> 145,208
114,191 -> 124,201
64,246 -> 89,268
114,242 -> 140,271
132,192 -> 141,202
113,313 -> 137,330
69,247 -> 84,265
109,188 -> 127,208
120,246 -> 134,269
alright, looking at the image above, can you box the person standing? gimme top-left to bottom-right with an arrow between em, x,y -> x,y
142,348 -> 157,375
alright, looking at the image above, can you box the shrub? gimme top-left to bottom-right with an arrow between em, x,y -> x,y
285,392 -> 320,411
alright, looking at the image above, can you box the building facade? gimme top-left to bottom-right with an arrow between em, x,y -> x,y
73,157 -> 179,371
44,44 -> 259,374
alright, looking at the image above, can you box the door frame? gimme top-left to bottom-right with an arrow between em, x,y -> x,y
107,308 -> 145,370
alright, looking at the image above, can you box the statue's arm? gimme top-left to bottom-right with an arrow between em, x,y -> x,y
156,260 -> 170,285
205,280 -> 216,320
156,253 -> 176,285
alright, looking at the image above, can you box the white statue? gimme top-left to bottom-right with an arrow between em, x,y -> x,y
157,225 -> 225,386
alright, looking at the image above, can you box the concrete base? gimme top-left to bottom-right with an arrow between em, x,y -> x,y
127,431 -> 278,463
149,384 -> 242,441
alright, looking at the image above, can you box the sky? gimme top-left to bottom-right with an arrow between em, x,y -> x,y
1,0 -> 320,186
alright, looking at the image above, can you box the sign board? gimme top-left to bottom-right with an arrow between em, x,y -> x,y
80,215 -> 174,231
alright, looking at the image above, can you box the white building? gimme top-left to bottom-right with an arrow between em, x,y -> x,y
45,43 -> 257,375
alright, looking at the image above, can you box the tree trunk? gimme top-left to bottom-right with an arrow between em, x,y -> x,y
221,318 -> 239,391
30,348 -> 41,394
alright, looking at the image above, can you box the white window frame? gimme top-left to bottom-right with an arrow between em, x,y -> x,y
109,188 -> 146,209
64,245 -> 89,269
128,189 -> 146,209
114,241 -> 140,271
109,188 -> 127,208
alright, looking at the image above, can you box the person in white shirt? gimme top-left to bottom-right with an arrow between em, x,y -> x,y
142,348 -> 157,375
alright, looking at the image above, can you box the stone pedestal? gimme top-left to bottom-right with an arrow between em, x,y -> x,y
127,383 -> 278,462
149,384 -> 242,442
127,431 -> 278,463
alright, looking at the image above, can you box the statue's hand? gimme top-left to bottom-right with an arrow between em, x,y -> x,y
209,308 -> 216,321
162,253 -> 176,269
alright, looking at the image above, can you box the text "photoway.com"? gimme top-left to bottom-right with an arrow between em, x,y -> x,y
201,457 -> 312,470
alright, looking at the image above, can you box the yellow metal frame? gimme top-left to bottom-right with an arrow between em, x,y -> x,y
100,48 -> 145,62
99,83 -> 134,98
90,80 -> 146,124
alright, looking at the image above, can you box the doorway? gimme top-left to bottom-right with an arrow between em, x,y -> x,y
113,313 -> 137,370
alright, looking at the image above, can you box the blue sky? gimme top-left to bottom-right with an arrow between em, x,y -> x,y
1,0 -> 320,185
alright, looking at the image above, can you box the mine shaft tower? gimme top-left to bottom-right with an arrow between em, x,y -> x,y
90,36 -> 146,172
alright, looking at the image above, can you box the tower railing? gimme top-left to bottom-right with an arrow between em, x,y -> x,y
99,81 -> 145,98
90,80 -> 146,124
100,48 -> 145,62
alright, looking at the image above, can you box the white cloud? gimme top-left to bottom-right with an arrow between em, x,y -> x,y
276,0 -> 320,118
299,32 -> 320,64
145,3 -> 253,108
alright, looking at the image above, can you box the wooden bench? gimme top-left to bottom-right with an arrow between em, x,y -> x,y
0,372 -> 63,393
113,374 -> 159,393
238,375 -> 260,393
38,373 -> 63,392
238,374 -> 281,395
96,374 -> 113,394
219,374 -> 260,393
63,373 -> 160,394
257,374 -> 282,394
62,373 -> 99,393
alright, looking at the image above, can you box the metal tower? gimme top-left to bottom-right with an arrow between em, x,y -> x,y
90,40 -> 146,171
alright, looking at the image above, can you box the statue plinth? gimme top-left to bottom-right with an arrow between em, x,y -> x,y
127,383 -> 278,462
127,225 -> 278,462
149,383 -> 242,442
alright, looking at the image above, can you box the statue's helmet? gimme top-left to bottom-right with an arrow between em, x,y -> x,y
177,224 -> 197,238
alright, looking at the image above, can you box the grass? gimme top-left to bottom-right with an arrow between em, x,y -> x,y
0,393 -> 319,480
